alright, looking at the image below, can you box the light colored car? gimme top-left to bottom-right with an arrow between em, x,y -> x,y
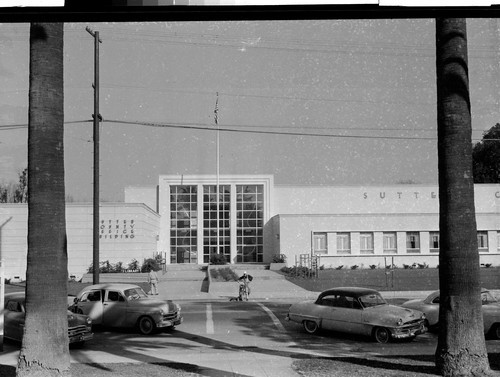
70,283 -> 182,335
401,288 -> 500,338
4,292 -> 93,346
286,287 -> 427,343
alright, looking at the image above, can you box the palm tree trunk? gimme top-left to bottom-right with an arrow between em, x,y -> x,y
435,18 -> 491,376
17,23 -> 70,377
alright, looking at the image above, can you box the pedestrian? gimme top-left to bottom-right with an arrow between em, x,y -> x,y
237,271 -> 253,298
148,268 -> 160,295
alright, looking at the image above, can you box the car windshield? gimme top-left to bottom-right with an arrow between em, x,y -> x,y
358,293 -> 387,308
124,288 -> 148,300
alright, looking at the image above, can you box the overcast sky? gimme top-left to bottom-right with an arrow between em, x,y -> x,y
1,18 -> 500,201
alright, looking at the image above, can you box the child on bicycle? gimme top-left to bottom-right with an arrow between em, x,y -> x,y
237,271 -> 253,299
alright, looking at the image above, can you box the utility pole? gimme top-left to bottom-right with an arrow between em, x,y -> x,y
86,27 -> 102,285
214,92 -> 220,260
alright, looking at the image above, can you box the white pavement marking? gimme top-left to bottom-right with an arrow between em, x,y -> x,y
257,302 -> 297,347
206,303 -> 215,334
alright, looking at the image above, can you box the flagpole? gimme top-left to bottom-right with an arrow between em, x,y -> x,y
214,92 -> 220,260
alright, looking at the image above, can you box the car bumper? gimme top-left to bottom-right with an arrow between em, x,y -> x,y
69,332 -> 93,344
156,316 -> 183,328
391,324 -> 427,339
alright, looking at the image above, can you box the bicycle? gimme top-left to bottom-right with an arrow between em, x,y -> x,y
238,282 -> 249,301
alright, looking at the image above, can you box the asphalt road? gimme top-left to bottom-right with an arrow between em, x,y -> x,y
1,300 -> 499,376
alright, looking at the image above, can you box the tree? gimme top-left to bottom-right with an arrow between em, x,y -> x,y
472,123 -> 500,183
435,18 -> 492,376
0,168 -> 28,203
17,23 -> 70,377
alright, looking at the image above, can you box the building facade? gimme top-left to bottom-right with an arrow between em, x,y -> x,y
0,174 -> 499,280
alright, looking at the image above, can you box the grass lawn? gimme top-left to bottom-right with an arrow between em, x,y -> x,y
281,266 -> 500,293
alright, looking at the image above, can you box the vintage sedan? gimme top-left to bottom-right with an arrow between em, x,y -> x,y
402,288 -> 500,338
70,283 -> 183,335
4,292 -> 93,346
286,287 -> 427,343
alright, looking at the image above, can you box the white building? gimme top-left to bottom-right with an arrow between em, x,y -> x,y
0,174 -> 499,279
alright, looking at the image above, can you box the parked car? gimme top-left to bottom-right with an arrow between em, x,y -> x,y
285,287 -> 427,343
70,283 -> 183,335
4,292 -> 93,346
401,288 -> 500,338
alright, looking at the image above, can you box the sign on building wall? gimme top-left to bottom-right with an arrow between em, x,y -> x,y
100,219 -> 136,240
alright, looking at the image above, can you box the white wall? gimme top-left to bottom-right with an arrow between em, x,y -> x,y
0,203 -> 160,280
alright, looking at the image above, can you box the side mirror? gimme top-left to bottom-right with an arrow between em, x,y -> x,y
73,297 -> 78,303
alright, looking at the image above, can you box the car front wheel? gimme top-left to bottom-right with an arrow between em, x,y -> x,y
373,327 -> 391,344
138,316 -> 156,335
303,320 -> 319,334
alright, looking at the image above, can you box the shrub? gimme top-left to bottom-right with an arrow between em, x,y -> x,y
210,253 -> 227,265
350,265 -> 359,270
369,264 -> 377,270
417,262 -> 429,269
280,266 -> 315,278
272,254 -> 287,263
128,259 -> 139,271
335,265 -> 344,270
210,267 -> 238,281
141,257 -> 161,272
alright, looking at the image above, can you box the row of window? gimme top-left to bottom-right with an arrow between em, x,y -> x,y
313,231 -> 495,255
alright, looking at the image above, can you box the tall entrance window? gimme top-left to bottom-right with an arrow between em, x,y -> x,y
203,185 -> 230,263
236,185 -> 264,263
170,185 -> 197,264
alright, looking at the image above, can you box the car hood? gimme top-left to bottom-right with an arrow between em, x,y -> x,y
401,299 -> 424,307
129,298 -> 178,312
67,310 -> 89,326
367,304 -> 423,320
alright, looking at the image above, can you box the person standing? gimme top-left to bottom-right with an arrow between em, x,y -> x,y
148,268 -> 160,295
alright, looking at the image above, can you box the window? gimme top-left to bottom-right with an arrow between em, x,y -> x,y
477,231 -> 488,250
236,185 -> 264,263
429,232 -> 440,252
337,233 -> 351,254
383,232 -> 397,253
360,232 -> 374,254
313,232 -> 327,254
171,185 -> 198,264
406,232 -> 420,253
203,185 -> 231,263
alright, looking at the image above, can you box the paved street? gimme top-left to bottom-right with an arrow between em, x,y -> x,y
1,300 -> 499,377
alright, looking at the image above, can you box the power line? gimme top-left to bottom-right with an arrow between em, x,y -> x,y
0,119 -> 493,141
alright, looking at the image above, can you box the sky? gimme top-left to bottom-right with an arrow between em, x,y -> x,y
1,18 -> 500,202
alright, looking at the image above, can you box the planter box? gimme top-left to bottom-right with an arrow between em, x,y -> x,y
269,262 -> 286,271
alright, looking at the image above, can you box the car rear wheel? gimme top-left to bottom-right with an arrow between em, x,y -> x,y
373,327 -> 391,344
490,324 -> 500,340
303,320 -> 319,334
138,316 -> 156,335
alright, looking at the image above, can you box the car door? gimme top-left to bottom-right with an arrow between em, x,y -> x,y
4,299 -> 24,341
76,289 -> 104,324
102,290 -> 127,328
320,295 -> 363,333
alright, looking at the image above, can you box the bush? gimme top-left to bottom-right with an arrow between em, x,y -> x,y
280,266 -> 315,278
128,259 -> 139,271
141,257 -> 161,272
369,264 -> 377,270
272,253 -> 287,263
210,267 -> 238,281
210,253 -> 227,265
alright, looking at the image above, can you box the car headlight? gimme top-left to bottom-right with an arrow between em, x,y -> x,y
421,313 -> 426,320
159,309 -> 164,316
86,317 -> 92,325
397,318 -> 403,326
